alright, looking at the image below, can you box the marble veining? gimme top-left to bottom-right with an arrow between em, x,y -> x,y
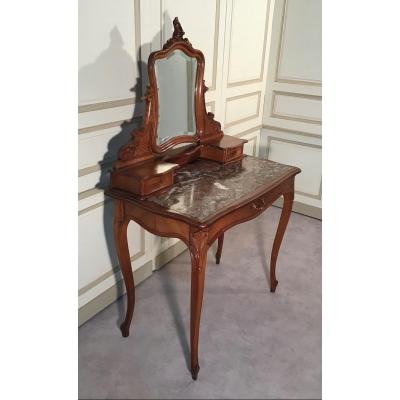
146,156 -> 297,222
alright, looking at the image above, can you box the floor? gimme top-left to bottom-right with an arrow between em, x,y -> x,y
79,207 -> 321,399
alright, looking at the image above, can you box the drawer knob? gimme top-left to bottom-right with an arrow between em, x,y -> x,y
251,198 -> 266,211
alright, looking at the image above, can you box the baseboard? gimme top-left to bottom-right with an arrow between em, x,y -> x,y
274,198 -> 322,220
155,240 -> 187,269
78,240 -> 189,327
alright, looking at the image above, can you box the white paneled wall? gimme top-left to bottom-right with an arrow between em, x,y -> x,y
261,0 -> 322,217
78,0 -> 274,324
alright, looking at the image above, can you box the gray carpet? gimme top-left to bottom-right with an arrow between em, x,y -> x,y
79,206 -> 321,399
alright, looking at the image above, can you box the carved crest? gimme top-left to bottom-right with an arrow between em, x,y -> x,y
163,17 -> 192,50
172,17 -> 185,39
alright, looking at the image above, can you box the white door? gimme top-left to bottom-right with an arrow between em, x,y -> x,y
261,0 -> 322,218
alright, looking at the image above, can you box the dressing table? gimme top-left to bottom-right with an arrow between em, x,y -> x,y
105,18 -> 300,380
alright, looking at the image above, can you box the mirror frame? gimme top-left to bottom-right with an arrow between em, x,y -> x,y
115,17 -> 223,169
148,18 -> 222,152
151,42 -> 199,150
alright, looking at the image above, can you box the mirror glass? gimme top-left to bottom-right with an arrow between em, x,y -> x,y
155,50 -> 197,146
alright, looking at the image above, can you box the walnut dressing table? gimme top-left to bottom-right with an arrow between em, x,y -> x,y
105,18 -> 300,381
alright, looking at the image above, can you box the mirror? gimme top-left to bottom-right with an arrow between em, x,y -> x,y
155,50 -> 197,146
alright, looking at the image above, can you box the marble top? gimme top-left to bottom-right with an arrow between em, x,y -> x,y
146,156 -> 298,223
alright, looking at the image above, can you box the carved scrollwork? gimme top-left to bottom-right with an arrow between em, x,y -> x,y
141,85 -> 156,129
189,230 -> 209,272
163,17 -> 192,50
204,111 -> 222,136
201,80 -> 222,137
141,84 -> 155,103
115,85 -> 155,168
118,128 -> 151,161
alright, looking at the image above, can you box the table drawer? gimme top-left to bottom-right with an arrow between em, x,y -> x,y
208,179 -> 294,244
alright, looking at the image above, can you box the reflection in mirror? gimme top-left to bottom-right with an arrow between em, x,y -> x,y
155,50 -> 197,146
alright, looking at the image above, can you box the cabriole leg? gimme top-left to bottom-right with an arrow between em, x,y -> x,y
270,191 -> 294,292
189,229 -> 209,380
113,200 -> 135,337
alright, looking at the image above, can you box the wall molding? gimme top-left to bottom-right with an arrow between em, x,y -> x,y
78,187 -> 103,201
227,0 -> 271,87
79,159 -> 113,177
78,119 -> 127,135
276,77 -> 322,86
266,135 -> 322,200
262,124 -> 321,139
234,125 -> 262,137
79,154 -> 116,178
270,90 -> 322,125
78,98 -> 135,114
78,113 -> 142,137
275,0 -> 322,87
78,199 -> 108,216
224,91 -> 261,128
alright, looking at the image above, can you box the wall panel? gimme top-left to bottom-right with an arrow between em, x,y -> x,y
225,92 -> 261,127
267,137 -> 321,198
271,92 -> 321,123
276,0 -> 322,84
227,0 -> 269,85
78,0 -> 140,105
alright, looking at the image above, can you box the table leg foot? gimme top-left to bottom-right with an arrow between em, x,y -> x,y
120,322 -> 130,337
191,364 -> 200,380
270,279 -> 278,293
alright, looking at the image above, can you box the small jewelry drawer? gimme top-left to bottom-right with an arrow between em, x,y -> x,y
225,146 -> 242,160
142,173 -> 174,195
